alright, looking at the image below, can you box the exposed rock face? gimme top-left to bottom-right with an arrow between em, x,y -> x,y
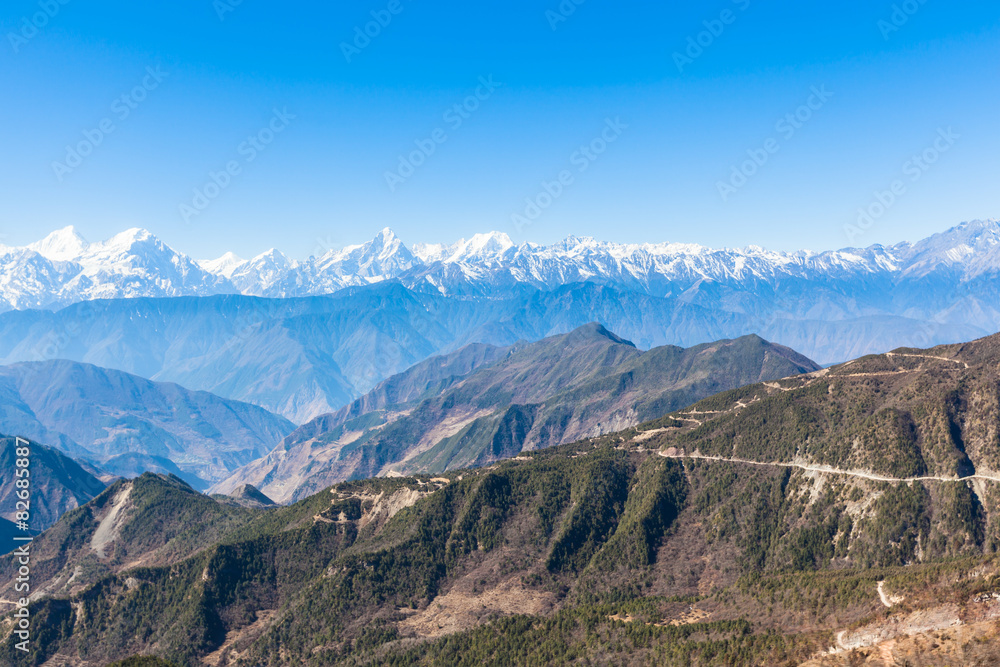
214,325 -> 819,503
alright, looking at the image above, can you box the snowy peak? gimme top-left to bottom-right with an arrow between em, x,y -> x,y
911,219 -> 1000,254
901,219 -> 1000,279
249,248 -> 293,268
87,228 -> 158,258
198,252 -> 246,279
5,219 -> 1000,314
342,226 -> 404,259
316,227 -> 417,281
28,226 -> 90,261
368,227 -> 411,263
225,249 -> 296,296
12,226 -> 231,306
374,227 -> 398,245
447,232 -> 515,263
105,227 -> 154,244
410,242 -> 451,263
77,228 -> 192,275
413,232 -> 516,265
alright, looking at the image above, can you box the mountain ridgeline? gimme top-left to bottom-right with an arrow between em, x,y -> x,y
11,334 -> 1000,665
212,325 -> 820,504
0,472 -> 267,610
0,436 -> 105,532
0,282 -> 802,424
0,360 -> 294,490
646,338 -> 1000,482
1,220 -> 999,426
7,222 -> 1000,354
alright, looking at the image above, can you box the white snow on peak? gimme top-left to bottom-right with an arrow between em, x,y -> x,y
4,220 -> 1000,313
411,242 -> 451,263
27,226 -> 89,261
440,232 -> 515,263
198,252 -> 246,279
77,228 -> 164,268
251,248 -> 293,266
99,227 -> 156,250
900,219 -> 1000,278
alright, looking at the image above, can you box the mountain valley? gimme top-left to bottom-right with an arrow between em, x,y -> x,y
213,325 -> 820,503
0,361 -> 294,489
7,333 -> 1000,665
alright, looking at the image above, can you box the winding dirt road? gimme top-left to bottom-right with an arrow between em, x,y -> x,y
657,451 -> 1000,485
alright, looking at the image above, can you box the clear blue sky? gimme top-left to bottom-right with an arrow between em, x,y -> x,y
1,0 -> 998,259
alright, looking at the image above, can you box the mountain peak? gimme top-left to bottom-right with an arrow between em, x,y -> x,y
956,218 -> 999,230
230,484 -> 276,507
28,226 -> 89,261
470,231 -> 513,246
375,227 -> 399,244
116,227 -> 153,240
901,219 -> 1000,278
198,252 -> 246,278
444,231 -> 515,263
918,219 -> 1000,245
100,228 -> 159,251
248,248 -> 293,269
328,227 -> 415,276
257,248 -> 286,259
565,322 -> 636,348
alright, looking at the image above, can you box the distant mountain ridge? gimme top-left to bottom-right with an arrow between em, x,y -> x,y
2,221 -> 999,367
0,435 -> 106,530
0,360 -> 295,487
21,333 -> 1000,666
0,278 -> 983,425
213,324 -> 820,503
5,221 -> 1000,312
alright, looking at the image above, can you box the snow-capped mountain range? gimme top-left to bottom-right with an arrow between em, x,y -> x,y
1,219 -> 999,423
5,220 -> 1000,324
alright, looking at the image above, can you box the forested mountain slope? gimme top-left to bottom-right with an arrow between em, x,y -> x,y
0,473 -> 266,608
9,334 -> 1000,664
214,325 -> 819,503
644,334 -> 1000,482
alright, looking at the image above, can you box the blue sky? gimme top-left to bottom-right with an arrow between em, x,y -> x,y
1,0 -> 998,259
